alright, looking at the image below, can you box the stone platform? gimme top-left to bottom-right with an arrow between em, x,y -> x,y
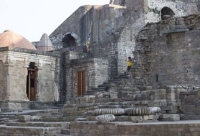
70,120 -> 200,136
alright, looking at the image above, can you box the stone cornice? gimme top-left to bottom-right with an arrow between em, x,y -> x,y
0,47 -> 60,57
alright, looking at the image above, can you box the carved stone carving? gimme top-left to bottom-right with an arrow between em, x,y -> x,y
126,107 -> 161,116
94,108 -> 125,116
95,114 -> 115,123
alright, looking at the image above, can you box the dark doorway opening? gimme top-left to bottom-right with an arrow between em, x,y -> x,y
161,7 -> 175,20
26,62 -> 38,101
62,34 -> 76,48
120,0 -> 125,6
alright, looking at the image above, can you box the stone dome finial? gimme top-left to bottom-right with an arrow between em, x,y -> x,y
37,33 -> 54,51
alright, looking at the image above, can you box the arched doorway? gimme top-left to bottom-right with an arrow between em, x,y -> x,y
26,62 -> 38,101
62,34 -> 77,48
161,7 -> 175,20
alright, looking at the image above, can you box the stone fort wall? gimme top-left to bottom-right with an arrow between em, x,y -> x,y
134,14 -> 200,88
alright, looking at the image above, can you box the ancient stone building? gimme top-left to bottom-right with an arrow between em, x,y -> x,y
48,0 -> 200,103
2,1 -> 200,135
1,0 -> 200,111
0,30 -> 59,111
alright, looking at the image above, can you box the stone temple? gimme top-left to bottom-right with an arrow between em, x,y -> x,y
1,0 -> 200,135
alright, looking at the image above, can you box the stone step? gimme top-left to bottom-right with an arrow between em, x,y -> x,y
109,79 -> 121,82
61,129 -> 70,135
119,74 -> 129,77
102,81 -> 110,85
0,109 -> 62,116
0,115 -> 18,120
96,89 -> 106,91
6,122 -> 70,129
0,125 -> 61,135
87,115 -> 159,122
84,91 -> 97,95
159,114 -> 180,121
98,84 -> 106,87
42,116 -> 83,122
97,86 -> 107,90
54,134 -> 70,136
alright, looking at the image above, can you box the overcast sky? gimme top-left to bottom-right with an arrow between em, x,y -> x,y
0,0 -> 109,42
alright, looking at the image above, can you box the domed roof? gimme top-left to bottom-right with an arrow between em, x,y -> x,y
37,33 -> 54,51
0,30 -> 36,50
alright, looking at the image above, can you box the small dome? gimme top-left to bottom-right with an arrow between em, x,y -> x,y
37,33 -> 54,51
0,30 -> 36,50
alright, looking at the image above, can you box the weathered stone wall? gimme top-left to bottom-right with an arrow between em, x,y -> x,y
50,5 -> 94,49
93,58 -> 109,87
115,0 -> 200,65
37,58 -> 56,102
179,88 -> 200,119
0,60 -> 6,100
0,48 -> 59,110
146,0 -> 198,23
135,14 -> 200,88
8,59 -> 28,101
116,0 -> 146,73
48,0 -> 200,101
50,4 -> 128,77
66,58 -> 109,102
70,121 -> 200,136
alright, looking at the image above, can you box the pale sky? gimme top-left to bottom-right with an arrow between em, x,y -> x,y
0,0 -> 109,42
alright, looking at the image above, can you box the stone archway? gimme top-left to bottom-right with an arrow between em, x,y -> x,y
62,34 -> 76,48
62,32 -> 80,48
161,7 -> 175,20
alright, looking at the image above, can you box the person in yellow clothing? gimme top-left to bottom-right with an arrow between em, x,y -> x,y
126,57 -> 133,72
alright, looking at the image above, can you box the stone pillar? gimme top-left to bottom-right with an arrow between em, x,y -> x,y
35,59 -> 42,101
4,56 -> 13,101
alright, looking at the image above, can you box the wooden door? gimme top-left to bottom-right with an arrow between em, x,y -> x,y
77,71 -> 86,96
27,69 -> 37,101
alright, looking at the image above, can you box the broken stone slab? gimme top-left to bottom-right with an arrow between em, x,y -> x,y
143,115 -> 159,121
130,116 -> 143,123
75,118 -> 87,121
31,115 -> 42,121
61,128 -> 70,135
159,114 -> 180,121
161,106 -> 178,114
95,114 -> 115,123
18,115 -> 31,122
84,111 -> 94,116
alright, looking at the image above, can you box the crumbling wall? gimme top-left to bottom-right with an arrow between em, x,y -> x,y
116,0 -> 146,73
146,0 -> 198,23
135,14 -> 200,88
50,4 -> 127,77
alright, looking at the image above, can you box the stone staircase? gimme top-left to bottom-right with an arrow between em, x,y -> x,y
0,85 -> 183,136
85,73 -> 131,95
0,78 -> 190,135
0,109 -> 71,136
